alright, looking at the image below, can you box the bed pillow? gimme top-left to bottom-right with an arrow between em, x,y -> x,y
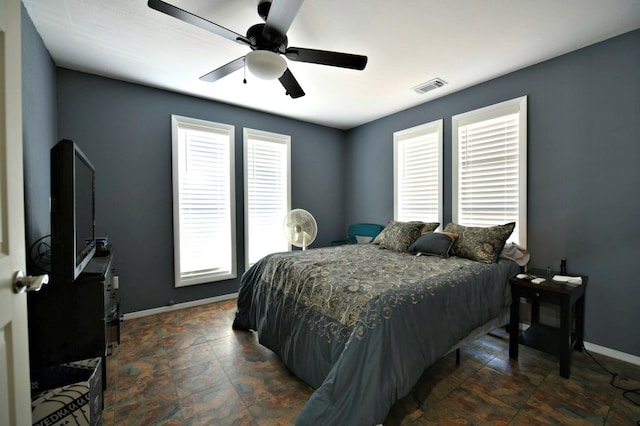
408,232 -> 458,258
420,222 -> 440,234
372,220 -> 398,245
443,222 -> 515,263
373,220 -> 438,252
355,235 -> 373,244
373,221 -> 440,245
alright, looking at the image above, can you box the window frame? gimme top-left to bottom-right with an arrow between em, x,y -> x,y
393,119 -> 444,225
171,114 -> 236,287
451,96 -> 527,246
243,127 -> 291,269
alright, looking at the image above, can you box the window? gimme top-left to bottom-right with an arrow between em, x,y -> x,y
244,128 -> 291,268
452,96 -> 527,246
393,119 -> 443,225
171,115 -> 236,287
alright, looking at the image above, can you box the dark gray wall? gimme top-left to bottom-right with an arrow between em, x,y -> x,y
54,70 -> 346,314
21,3 -> 57,275
345,30 -> 640,356
22,2 -> 639,356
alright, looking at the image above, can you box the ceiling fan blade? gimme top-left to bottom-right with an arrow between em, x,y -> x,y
285,47 -> 367,70
200,57 -> 245,82
148,0 -> 252,46
264,0 -> 304,37
279,68 -> 305,98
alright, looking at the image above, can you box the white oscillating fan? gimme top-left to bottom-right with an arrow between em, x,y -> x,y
283,209 -> 317,250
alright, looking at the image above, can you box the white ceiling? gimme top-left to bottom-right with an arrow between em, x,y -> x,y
22,0 -> 640,130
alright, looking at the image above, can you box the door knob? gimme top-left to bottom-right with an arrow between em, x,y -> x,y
13,271 -> 49,294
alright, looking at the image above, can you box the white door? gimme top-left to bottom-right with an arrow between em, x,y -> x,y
0,0 -> 33,424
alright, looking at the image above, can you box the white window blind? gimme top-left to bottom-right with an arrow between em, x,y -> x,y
171,115 -> 236,287
394,120 -> 443,224
244,128 -> 291,268
452,96 -> 527,246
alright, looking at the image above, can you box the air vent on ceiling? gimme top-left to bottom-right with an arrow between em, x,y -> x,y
413,78 -> 447,94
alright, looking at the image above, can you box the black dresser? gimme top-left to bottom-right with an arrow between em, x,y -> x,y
27,251 -> 119,388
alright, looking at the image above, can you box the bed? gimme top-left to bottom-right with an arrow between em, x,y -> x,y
233,223 -> 520,425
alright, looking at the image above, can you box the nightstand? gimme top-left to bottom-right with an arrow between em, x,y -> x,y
508,269 -> 587,378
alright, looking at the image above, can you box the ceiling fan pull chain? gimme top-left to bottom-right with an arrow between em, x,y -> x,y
243,57 -> 247,84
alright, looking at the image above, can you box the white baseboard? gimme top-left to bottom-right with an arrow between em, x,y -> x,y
519,301 -> 640,366
121,295 -> 640,367
584,341 -> 640,367
122,293 -> 238,320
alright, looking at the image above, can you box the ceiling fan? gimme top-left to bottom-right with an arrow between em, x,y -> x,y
148,0 -> 368,99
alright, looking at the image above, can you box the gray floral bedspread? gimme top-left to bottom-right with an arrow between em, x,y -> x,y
233,244 -> 519,425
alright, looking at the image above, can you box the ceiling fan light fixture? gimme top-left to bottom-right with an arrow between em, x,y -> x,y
246,50 -> 287,80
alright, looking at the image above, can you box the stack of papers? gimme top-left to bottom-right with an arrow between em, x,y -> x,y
552,275 -> 582,285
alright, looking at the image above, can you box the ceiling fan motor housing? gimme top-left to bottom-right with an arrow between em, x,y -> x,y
247,23 -> 287,52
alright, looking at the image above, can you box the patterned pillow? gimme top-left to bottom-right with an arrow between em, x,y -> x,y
372,221 -> 414,245
373,221 -> 439,252
420,222 -> 440,234
408,232 -> 458,258
372,220 -> 397,246
372,220 -> 398,245
443,222 -> 516,263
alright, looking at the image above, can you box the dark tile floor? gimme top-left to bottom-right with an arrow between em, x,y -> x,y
103,299 -> 640,425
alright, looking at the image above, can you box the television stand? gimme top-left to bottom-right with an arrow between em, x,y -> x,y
27,250 -> 120,389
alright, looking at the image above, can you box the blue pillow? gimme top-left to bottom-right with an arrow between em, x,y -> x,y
408,232 -> 456,258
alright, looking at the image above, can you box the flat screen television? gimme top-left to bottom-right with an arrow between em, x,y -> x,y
50,139 -> 96,283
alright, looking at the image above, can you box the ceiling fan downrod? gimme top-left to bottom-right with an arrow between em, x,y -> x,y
257,0 -> 272,21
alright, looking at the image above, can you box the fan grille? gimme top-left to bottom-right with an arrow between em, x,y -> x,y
284,209 -> 317,249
